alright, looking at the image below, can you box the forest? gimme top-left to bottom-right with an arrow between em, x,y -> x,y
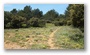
4,4 -> 84,49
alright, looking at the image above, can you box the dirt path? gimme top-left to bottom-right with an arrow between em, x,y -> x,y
48,28 -> 60,49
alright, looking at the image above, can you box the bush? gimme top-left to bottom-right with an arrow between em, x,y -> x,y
67,20 -> 72,26
80,28 -> 84,32
53,21 -> 64,26
21,24 -> 27,28
5,22 -> 12,28
46,20 -> 52,23
69,29 -> 84,41
38,20 -> 46,27
29,18 -> 46,27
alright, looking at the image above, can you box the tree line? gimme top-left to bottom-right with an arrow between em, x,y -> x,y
4,4 -> 84,32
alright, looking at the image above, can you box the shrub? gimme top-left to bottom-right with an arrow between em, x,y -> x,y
67,20 -> 72,26
5,22 -> 12,28
53,21 -> 64,26
38,20 -> 46,27
29,18 -> 46,27
22,24 -> 27,28
46,20 -> 52,23
79,27 -> 84,32
69,29 -> 84,41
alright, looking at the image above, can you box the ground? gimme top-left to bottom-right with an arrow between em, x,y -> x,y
4,23 -> 84,49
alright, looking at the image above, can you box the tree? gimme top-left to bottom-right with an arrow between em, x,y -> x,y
4,11 -> 12,28
28,18 -> 46,27
32,8 -> 43,18
64,10 -> 69,18
65,4 -> 84,31
72,4 -> 84,28
43,9 -> 59,21
11,15 -> 26,28
11,9 -> 17,14
59,14 -> 65,18
17,10 -> 25,17
23,5 -> 32,20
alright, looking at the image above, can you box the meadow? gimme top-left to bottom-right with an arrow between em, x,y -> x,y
4,23 -> 84,49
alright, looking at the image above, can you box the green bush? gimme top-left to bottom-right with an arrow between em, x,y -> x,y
38,20 -> 46,27
6,22 -> 12,28
67,20 -> 72,26
22,24 -> 27,28
46,20 -> 52,23
69,29 -> 84,41
29,18 -> 46,27
53,21 -> 64,26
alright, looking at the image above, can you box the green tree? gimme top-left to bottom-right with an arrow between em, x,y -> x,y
11,15 -> 26,28
72,4 -> 84,28
65,4 -> 84,31
29,18 -> 46,27
43,9 -> 59,21
59,14 -> 65,18
4,11 -> 12,28
23,5 -> 32,20
17,10 -> 25,17
32,8 -> 43,18
11,9 -> 17,15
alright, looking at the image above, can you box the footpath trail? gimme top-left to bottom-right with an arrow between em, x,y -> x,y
48,28 -> 60,49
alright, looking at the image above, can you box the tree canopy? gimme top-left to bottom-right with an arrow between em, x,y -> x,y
4,4 -> 84,32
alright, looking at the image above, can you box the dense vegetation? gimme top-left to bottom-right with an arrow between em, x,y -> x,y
4,4 -> 84,32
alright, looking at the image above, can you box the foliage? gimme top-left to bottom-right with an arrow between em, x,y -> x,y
11,9 -> 17,14
4,11 -> 12,28
23,5 -> 32,20
4,5 -> 45,28
4,4 -> 84,33
43,9 -> 59,21
32,8 -> 43,18
11,15 -> 26,28
29,18 -> 46,27
53,18 -> 67,26
22,24 -> 27,28
53,21 -> 64,26
64,4 -> 84,32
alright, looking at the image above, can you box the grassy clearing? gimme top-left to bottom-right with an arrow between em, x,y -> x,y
4,23 -> 58,49
4,23 -> 84,49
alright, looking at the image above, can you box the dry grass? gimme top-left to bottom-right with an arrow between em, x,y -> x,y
4,24 -> 84,49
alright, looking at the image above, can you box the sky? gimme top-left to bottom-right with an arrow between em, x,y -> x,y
4,4 -> 69,14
